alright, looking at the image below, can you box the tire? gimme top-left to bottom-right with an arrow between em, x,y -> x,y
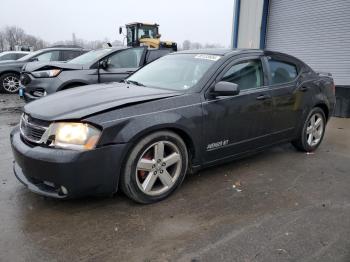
120,131 -> 188,204
0,73 -> 20,94
292,107 -> 326,152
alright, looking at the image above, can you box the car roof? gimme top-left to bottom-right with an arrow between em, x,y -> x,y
0,51 -> 30,54
84,46 -> 129,54
174,48 -> 264,56
101,46 -> 129,51
39,47 -> 88,51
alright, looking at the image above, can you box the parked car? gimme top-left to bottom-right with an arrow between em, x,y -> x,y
0,47 -> 87,94
20,46 -> 171,102
11,49 -> 335,203
0,51 -> 30,61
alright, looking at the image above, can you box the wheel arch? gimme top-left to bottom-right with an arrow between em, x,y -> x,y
114,123 -> 198,184
58,81 -> 88,91
130,125 -> 197,164
314,103 -> 330,121
0,70 -> 20,78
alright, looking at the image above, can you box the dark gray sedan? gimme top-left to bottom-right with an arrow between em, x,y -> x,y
0,47 -> 86,93
11,49 -> 335,203
20,46 -> 171,101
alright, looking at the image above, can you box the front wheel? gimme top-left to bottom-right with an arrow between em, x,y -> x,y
120,131 -> 188,204
0,73 -> 20,94
292,107 -> 326,152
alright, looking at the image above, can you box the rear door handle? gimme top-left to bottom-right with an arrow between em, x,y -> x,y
256,94 -> 271,100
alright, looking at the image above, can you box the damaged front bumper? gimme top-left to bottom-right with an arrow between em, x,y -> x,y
10,127 -> 126,198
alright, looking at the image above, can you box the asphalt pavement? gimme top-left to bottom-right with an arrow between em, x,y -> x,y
0,94 -> 349,262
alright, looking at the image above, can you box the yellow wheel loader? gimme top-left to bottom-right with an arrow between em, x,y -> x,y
119,22 -> 177,51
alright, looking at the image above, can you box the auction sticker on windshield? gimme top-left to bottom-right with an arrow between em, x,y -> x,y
194,54 -> 221,61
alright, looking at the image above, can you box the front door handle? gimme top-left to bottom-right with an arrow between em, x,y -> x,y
256,94 -> 271,100
126,70 -> 135,74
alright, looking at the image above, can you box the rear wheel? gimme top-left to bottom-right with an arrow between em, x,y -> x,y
120,131 -> 188,204
292,107 -> 326,152
0,73 -> 20,94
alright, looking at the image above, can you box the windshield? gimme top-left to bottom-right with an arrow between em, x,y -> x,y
138,26 -> 157,39
17,49 -> 43,61
68,48 -> 111,65
127,25 -> 158,45
127,54 -> 221,90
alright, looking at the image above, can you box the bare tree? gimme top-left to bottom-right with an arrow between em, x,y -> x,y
23,34 -> 47,50
190,42 -> 203,49
4,26 -> 25,50
204,43 -> 224,49
182,40 -> 191,50
0,31 -> 5,52
72,33 -> 77,45
1,25 -> 123,51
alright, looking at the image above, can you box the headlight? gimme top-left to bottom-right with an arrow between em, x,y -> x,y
46,122 -> 101,151
32,69 -> 61,78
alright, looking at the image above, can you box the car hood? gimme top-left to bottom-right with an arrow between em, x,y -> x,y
25,82 -> 183,121
23,61 -> 84,72
0,59 -> 15,63
0,60 -> 25,67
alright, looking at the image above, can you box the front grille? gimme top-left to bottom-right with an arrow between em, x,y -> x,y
20,114 -> 50,144
20,73 -> 31,85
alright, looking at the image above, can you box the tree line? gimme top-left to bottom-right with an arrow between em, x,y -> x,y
0,25 -> 224,52
182,40 -> 224,50
0,26 -> 47,52
0,26 -> 124,52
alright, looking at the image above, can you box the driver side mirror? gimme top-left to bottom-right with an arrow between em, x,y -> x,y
210,81 -> 240,97
99,60 -> 108,69
29,57 -> 38,62
119,26 -> 123,35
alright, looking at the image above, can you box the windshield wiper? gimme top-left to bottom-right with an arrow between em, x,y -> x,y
122,79 -> 145,87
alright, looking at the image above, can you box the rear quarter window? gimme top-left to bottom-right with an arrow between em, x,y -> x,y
0,53 -> 17,60
16,53 -> 27,59
268,59 -> 298,85
146,50 -> 171,64
62,50 -> 82,61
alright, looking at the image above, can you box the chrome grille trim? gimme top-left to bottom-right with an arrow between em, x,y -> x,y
20,114 -> 49,144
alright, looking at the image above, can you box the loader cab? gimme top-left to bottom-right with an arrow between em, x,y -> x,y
120,22 -> 177,51
125,23 -> 160,47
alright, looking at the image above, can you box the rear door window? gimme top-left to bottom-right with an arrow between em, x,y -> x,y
35,51 -> 60,62
16,53 -> 27,59
106,48 -> 145,68
268,59 -> 298,85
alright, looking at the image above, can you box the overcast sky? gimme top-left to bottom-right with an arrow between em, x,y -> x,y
0,0 -> 235,47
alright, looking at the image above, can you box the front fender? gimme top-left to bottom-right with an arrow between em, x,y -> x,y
125,113 -> 197,145
89,98 -> 203,165
0,69 -> 21,76
57,70 -> 98,91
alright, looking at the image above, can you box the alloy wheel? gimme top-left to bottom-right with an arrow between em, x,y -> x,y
3,76 -> 20,93
306,112 -> 324,147
136,141 -> 182,196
